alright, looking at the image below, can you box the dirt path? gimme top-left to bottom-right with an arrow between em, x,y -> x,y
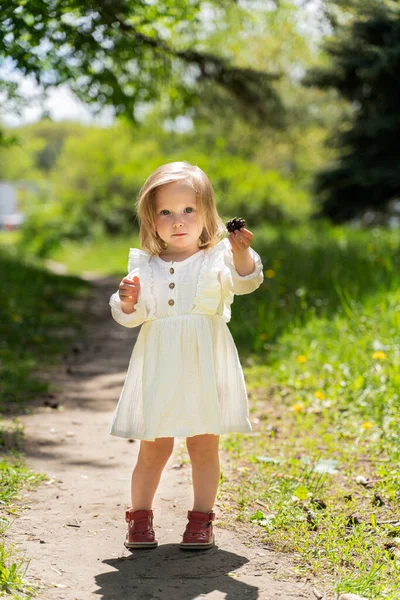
7,275 -> 318,600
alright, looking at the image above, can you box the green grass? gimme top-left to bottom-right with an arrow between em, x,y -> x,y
0,235 -> 91,599
0,242 -> 90,413
47,232 -> 142,276
217,222 -> 400,598
0,230 -> 142,278
229,220 -> 400,353
218,304 -> 400,596
0,452 -> 47,598
3,221 -> 400,597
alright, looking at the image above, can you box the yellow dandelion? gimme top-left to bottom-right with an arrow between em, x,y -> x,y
259,333 -> 268,340
291,403 -> 304,413
372,351 -> 386,360
12,315 -> 22,323
265,269 -> 275,279
32,335 -> 43,343
361,421 -> 373,429
314,390 -> 326,400
296,355 -> 307,363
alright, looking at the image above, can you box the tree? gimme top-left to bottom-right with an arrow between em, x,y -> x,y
0,0 -> 285,128
187,1 -> 338,186
303,0 -> 400,223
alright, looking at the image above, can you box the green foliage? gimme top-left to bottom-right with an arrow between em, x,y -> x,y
0,0 -> 285,127
175,2 -> 337,186
0,135 -> 42,181
0,456 -> 46,598
0,244 -> 89,413
0,553 -> 36,596
49,232 -> 141,277
2,2 -> 339,257
229,221 -> 400,353
218,222 -> 400,597
222,273 -> 400,596
0,458 -> 46,505
0,121 -> 87,180
303,0 -> 400,222
15,121 -> 311,258
0,128 -> 18,149
1,2 -> 344,257
0,240 -> 83,600
185,153 -> 310,222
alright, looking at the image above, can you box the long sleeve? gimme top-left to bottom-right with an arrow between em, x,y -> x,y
223,240 -> 264,296
109,290 -> 148,328
109,247 -> 153,328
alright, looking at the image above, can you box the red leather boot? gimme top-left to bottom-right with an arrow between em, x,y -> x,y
179,510 -> 216,549
124,508 -> 158,549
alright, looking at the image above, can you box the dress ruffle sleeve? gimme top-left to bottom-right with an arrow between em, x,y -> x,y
191,237 -> 264,324
221,237 -> 264,296
191,244 -> 224,317
109,248 -> 156,328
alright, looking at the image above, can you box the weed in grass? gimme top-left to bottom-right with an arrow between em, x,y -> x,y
0,458 -> 46,599
0,539 -> 38,597
0,456 -> 47,505
220,289 -> 400,596
333,560 -> 387,597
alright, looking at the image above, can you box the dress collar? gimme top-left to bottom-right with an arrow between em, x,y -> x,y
152,249 -> 205,267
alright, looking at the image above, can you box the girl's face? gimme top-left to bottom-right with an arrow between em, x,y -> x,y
154,181 -> 205,255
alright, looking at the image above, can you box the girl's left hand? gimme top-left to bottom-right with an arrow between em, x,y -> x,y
227,227 -> 253,254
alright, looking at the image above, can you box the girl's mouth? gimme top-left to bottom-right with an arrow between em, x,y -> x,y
172,233 -> 187,236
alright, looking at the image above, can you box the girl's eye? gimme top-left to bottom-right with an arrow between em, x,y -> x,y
160,207 -> 194,216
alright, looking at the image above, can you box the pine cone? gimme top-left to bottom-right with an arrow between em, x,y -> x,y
226,217 -> 246,233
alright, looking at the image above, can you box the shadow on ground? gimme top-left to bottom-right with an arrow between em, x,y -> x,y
97,545 -> 256,600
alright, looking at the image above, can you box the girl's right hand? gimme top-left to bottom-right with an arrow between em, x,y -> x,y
119,276 -> 140,304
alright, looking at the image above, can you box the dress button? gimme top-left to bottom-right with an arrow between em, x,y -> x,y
169,282 -> 175,289
168,299 -> 175,306
170,267 -> 174,274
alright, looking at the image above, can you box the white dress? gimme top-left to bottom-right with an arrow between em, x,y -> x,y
109,237 -> 264,441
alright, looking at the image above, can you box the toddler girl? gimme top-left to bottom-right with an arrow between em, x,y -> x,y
109,161 -> 264,550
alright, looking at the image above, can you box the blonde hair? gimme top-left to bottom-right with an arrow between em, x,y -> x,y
136,161 -> 227,255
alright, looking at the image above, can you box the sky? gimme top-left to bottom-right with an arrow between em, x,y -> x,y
1,74 -> 115,128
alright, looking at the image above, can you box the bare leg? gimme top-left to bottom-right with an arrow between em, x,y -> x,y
186,434 -> 220,512
130,437 -> 174,510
